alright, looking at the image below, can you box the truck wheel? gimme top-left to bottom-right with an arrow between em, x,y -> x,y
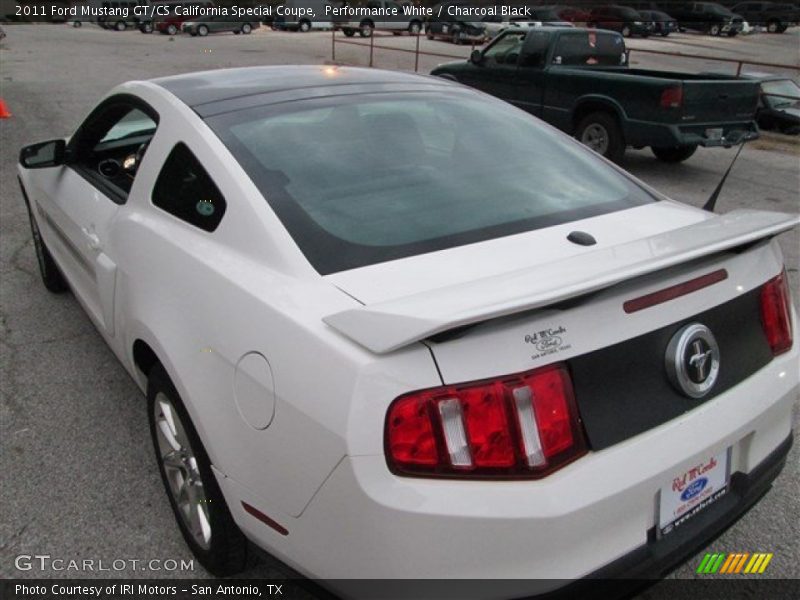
651,145 -> 698,163
343,28 -> 355,37
576,112 -> 625,163
147,364 -> 248,576
299,19 -> 311,32
359,20 -> 374,37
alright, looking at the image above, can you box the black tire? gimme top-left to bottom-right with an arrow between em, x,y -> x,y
451,29 -> 462,44
575,111 -> 625,163
359,20 -> 373,37
141,22 -> 153,33
167,24 -> 178,35
651,145 -> 698,163
408,20 -> 421,35
708,23 -> 721,36
343,28 -> 355,37
73,20 -> 82,27
21,187 -> 68,293
727,30 -> 738,37
198,25 -> 209,37
114,20 -> 126,31
241,23 -> 252,34
147,364 -> 248,577
777,24 -> 788,33
767,19 -> 780,33
299,19 -> 311,32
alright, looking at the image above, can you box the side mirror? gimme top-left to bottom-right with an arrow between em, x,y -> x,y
19,139 -> 67,169
470,49 -> 484,65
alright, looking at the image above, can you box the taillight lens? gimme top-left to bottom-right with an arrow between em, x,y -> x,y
660,86 -> 683,109
760,270 -> 794,356
385,364 -> 587,478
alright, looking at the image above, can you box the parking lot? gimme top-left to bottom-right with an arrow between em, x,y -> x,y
0,22 -> 798,589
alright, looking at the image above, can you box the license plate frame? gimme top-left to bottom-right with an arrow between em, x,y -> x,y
659,448 -> 731,536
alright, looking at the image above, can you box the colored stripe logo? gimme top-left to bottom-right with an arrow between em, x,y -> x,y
697,552 -> 773,574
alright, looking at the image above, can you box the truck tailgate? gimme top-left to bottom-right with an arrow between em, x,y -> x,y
681,79 -> 759,123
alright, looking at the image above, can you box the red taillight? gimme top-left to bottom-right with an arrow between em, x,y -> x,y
660,86 -> 683,109
760,270 -> 793,356
386,364 -> 587,478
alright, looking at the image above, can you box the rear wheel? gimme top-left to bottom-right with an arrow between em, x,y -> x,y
141,22 -> 153,33
198,25 -> 209,37
114,20 -> 126,31
241,23 -> 252,34
575,111 -> 625,163
767,19 -> 780,33
651,144 -> 698,163
408,20 -> 421,35
708,23 -> 721,35
299,19 -> 311,32
167,24 -> 178,35
359,20 -> 374,37
148,364 -> 248,576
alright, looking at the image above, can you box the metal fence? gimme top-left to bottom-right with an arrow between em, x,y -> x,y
329,28 -> 800,77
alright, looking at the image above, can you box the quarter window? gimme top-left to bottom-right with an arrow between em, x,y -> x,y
152,143 -> 226,232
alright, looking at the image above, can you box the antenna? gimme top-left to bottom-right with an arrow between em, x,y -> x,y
703,132 -> 749,213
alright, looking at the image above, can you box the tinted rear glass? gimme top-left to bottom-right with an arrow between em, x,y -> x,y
207,90 -> 654,274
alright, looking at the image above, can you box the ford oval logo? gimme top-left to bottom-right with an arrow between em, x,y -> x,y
680,477 -> 708,501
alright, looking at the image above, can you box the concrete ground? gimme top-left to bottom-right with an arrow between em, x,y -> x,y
0,23 -> 798,589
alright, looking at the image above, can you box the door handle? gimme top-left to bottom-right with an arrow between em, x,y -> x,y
81,227 -> 102,251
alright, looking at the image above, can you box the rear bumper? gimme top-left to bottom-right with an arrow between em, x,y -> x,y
624,119 -> 759,148
227,344 -> 797,593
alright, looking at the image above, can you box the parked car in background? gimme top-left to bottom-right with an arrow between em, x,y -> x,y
528,6 -> 576,26
638,8 -> 679,34
335,0 -> 424,37
183,14 -> 261,36
667,2 -> 745,35
94,0 -> 146,31
155,1 -> 215,35
745,74 -> 800,134
588,4 -> 653,36
731,1 -> 796,31
431,28 -> 760,163
548,4 -> 592,23
271,0 -> 336,32
425,3 -> 487,44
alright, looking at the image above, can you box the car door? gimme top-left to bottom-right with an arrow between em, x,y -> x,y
512,30 -> 552,117
27,97 -> 158,337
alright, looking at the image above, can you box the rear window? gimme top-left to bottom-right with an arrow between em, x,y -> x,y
207,90 -> 654,274
553,31 -> 626,66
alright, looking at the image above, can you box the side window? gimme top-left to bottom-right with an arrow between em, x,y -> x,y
69,100 -> 159,202
483,31 -> 526,66
152,143 -> 226,232
521,31 -> 550,67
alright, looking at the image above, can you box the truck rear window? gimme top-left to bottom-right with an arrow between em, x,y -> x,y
208,89 -> 654,274
554,31 -> 626,66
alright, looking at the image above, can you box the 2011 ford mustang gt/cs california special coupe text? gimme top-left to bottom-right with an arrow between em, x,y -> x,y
17,66 -> 798,597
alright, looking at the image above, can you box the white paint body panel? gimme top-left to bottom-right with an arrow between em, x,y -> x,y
17,69 -> 798,591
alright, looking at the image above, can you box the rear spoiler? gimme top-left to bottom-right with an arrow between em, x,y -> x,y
324,210 -> 799,354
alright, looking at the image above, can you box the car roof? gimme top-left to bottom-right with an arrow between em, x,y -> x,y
151,66 -> 444,112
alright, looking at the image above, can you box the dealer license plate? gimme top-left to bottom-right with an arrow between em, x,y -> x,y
659,449 -> 729,536
706,127 -> 723,141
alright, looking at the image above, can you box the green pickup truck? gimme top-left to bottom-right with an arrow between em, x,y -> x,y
430,28 -> 760,163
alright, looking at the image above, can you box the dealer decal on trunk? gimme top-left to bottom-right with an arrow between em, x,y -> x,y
525,326 -> 572,360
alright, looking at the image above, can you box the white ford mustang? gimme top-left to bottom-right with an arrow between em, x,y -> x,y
18,66 -> 799,595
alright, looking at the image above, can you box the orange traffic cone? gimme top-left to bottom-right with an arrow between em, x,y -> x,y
0,98 -> 11,119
